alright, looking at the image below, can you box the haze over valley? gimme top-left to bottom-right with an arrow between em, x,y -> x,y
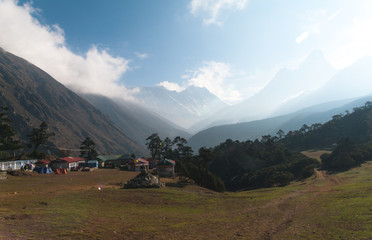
2,1 -> 372,152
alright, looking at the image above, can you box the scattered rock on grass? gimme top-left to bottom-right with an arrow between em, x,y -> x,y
124,171 -> 165,189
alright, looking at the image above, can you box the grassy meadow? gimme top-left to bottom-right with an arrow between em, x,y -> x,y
0,160 -> 371,239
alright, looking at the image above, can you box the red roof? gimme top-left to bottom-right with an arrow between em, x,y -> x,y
36,160 -> 50,164
128,158 -> 149,165
58,157 -> 85,163
146,158 -> 159,162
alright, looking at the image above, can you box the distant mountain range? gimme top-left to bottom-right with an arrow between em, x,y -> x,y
0,48 -> 145,155
188,95 -> 372,151
134,86 -> 227,129
2,46 -> 372,155
276,56 -> 372,115
83,94 -> 190,146
188,51 -> 337,133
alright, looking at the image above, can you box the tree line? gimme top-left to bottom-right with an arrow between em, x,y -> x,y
209,138 -> 319,191
0,106 -> 97,161
145,133 -> 225,192
280,101 -> 372,150
276,101 -> 372,172
146,101 -> 372,191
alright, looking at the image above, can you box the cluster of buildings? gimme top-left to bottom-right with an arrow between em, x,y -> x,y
0,155 -> 176,177
96,155 -> 176,177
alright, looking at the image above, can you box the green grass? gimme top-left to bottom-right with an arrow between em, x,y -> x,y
0,165 -> 372,239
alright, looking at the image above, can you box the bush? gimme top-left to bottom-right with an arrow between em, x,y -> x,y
321,137 -> 363,171
177,160 -> 225,192
272,171 -> 295,187
0,151 -> 11,160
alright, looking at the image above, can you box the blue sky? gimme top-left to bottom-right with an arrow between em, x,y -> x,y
1,0 -> 372,104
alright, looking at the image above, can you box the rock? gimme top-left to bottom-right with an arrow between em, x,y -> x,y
0,171 -> 7,180
124,171 -> 165,189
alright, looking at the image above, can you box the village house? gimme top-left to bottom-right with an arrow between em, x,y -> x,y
127,158 -> 149,171
78,160 -> 99,171
157,159 -> 176,177
96,154 -> 134,168
50,157 -> 85,171
0,159 -> 37,171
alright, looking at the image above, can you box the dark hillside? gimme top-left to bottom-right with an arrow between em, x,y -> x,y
0,48 -> 145,154
83,94 -> 191,146
209,139 -> 319,191
188,96 -> 372,151
283,102 -> 372,150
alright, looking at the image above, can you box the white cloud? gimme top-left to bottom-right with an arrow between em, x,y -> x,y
190,0 -> 248,25
157,81 -> 185,92
159,61 -> 242,104
135,52 -> 148,60
295,32 -> 309,44
0,0 -> 137,101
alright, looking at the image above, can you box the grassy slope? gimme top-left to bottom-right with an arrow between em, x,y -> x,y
0,164 -> 371,240
301,150 -> 331,162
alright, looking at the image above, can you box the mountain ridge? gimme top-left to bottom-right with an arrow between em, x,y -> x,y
134,85 -> 227,129
0,48 -> 145,155
188,50 -> 337,133
188,95 -> 372,151
83,94 -> 191,146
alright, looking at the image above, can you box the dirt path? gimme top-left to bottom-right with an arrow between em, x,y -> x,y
256,169 -> 341,239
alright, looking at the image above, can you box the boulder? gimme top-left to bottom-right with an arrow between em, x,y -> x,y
0,171 -> 7,180
124,171 -> 165,189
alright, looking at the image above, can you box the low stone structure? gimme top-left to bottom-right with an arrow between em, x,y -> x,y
7,170 -> 32,176
124,171 -> 165,189
0,171 -> 7,180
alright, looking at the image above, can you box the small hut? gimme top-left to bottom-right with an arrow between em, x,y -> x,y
96,154 -> 133,168
127,158 -> 149,171
0,160 -> 37,171
157,159 -> 176,177
50,157 -> 85,171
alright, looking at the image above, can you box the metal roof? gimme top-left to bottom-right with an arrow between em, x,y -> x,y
95,155 -> 122,162
157,159 -> 176,166
57,157 -> 85,163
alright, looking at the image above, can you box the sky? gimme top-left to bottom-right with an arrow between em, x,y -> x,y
1,0 -> 372,104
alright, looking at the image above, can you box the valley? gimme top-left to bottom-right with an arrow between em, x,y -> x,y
1,1 -> 372,239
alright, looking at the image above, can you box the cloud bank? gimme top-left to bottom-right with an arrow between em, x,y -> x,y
190,0 -> 248,25
0,0 -> 137,101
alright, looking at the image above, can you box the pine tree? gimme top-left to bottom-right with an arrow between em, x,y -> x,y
0,107 -> 22,158
80,137 -> 98,160
27,121 -> 55,158
146,133 -> 162,159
